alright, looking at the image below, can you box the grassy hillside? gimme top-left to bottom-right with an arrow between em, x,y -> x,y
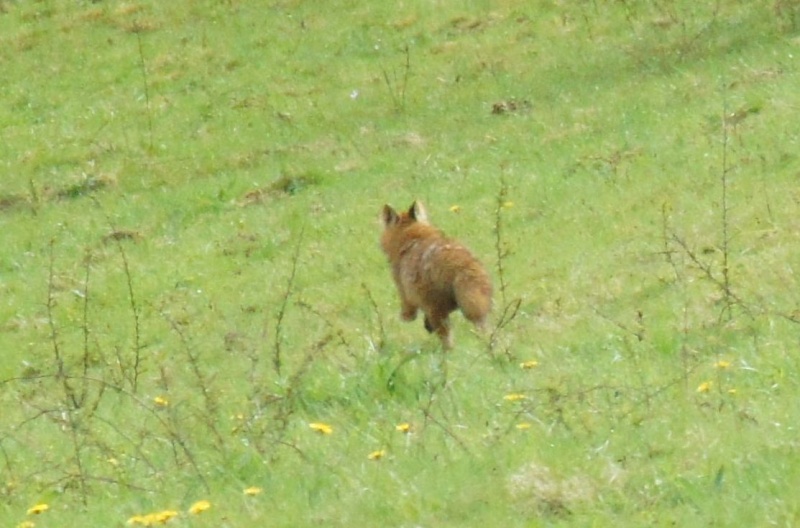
2,1 -> 800,526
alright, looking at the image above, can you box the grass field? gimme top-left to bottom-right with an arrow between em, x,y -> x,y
2,1 -> 800,526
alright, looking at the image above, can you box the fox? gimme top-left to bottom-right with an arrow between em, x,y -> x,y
380,200 -> 492,349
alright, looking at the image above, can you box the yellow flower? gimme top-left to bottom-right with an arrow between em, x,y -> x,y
449,205 -> 461,213
368,449 -> 386,461
153,396 -> 169,407
714,360 -> 732,369
519,360 -> 539,369
502,201 -> 514,208
188,500 -> 211,515
696,381 -> 712,393
727,388 -> 737,395
27,503 -> 49,515
153,510 -> 179,523
395,422 -> 412,433
515,423 -> 532,430
309,422 -> 333,435
244,486 -> 263,496
17,522 -> 36,528
503,393 -> 526,402
128,511 -> 178,525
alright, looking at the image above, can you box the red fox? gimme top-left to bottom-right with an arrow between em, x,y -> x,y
380,201 -> 492,348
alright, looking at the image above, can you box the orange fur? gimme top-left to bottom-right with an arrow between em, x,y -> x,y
380,201 -> 492,348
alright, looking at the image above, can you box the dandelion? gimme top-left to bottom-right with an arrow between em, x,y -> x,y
188,500 -> 211,515
449,205 -> 461,213
697,381 -> 712,393
153,396 -> 169,407
395,422 -> 412,433
515,423 -> 532,430
309,422 -> 333,435
244,486 -> 263,496
368,449 -> 386,461
153,510 -> 179,524
502,201 -> 514,209
714,360 -> 732,369
128,510 -> 179,525
26,504 -> 48,515
727,388 -> 737,395
519,360 -> 539,369
503,393 -> 526,402
16,522 -> 35,528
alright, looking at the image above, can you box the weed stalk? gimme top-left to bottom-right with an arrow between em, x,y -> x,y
488,173 -> 522,357
272,225 -> 305,376
382,44 -> 411,112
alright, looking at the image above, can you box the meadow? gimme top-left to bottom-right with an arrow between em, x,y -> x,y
1,1 -> 800,526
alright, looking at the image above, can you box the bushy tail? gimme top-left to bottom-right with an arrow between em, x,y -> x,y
454,272 -> 492,330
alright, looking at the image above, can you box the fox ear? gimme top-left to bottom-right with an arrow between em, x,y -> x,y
381,205 -> 398,227
409,201 -> 428,223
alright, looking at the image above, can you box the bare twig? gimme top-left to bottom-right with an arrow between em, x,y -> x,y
488,173 -> 522,357
272,225 -> 306,376
46,239 -> 78,408
494,174 -> 510,306
381,44 -> 411,112
360,282 -> 386,351
163,314 -> 226,453
719,92 -> 733,321
90,197 -> 143,392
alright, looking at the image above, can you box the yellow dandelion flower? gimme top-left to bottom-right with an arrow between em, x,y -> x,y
309,422 -> 333,435
449,205 -> 461,213
502,201 -> 514,208
188,500 -> 211,515
714,360 -> 731,369
26,503 -> 49,515
154,510 -> 179,523
244,486 -> 263,496
17,522 -> 36,528
368,449 -> 386,461
519,360 -> 539,369
153,396 -> 169,407
515,423 -> 532,430
503,393 -> 526,402
395,422 -> 412,433
127,515 -> 148,526
696,381 -> 712,393
727,388 -> 737,395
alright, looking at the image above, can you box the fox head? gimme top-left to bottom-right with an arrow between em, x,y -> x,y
381,201 -> 428,228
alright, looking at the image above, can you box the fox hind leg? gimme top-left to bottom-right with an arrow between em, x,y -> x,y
424,311 -> 453,349
401,302 -> 418,321
397,289 -> 418,321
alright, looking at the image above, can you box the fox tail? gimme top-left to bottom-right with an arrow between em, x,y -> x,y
454,272 -> 492,330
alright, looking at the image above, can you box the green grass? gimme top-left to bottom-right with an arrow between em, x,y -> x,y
2,0 -> 800,526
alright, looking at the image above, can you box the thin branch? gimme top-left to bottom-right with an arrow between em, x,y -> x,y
494,174 -> 510,307
360,282 -> 386,352
719,90 -> 733,321
272,225 -> 306,376
90,197 -> 143,392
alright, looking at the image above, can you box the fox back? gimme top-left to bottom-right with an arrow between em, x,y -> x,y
380,201 -> 492,348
